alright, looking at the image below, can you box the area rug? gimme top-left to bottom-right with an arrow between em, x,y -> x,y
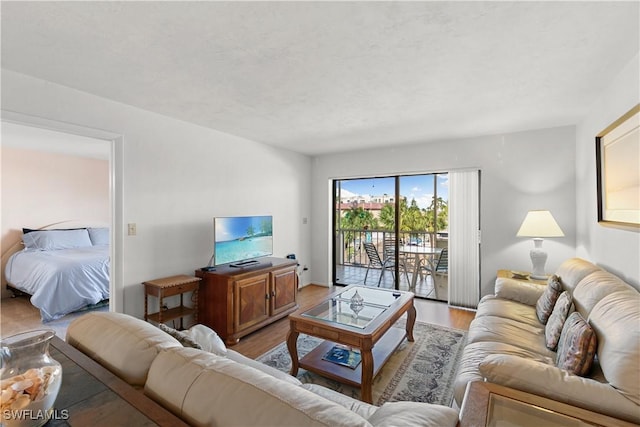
256,321 -> 467,406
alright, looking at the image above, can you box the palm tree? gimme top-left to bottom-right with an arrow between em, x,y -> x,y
339,204 -> 379,262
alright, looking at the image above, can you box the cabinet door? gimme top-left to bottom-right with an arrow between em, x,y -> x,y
270,267 -> 297,316
234,273 -> 270,332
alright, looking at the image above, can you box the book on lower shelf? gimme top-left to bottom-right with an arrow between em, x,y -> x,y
322,345 -> 362,369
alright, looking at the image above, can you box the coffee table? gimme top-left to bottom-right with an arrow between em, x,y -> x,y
287,285 -> 415,403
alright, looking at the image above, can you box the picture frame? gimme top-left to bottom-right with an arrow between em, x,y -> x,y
595,104 -> 640,227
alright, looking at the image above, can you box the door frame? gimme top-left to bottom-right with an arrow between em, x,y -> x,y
1,110 -> 124,313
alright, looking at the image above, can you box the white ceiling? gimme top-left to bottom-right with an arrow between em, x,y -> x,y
1,1 -> 638,156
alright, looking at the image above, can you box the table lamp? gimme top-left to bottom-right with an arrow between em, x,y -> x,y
516,210 -> 564,279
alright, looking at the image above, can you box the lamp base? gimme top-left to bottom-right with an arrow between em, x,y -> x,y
529,239 -> 547,280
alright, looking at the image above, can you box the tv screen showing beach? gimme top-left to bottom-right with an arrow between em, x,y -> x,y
214,216 -> 273,265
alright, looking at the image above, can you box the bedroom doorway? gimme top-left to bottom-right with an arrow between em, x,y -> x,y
1,111 -> 124,315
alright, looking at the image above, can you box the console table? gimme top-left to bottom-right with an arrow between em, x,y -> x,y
195,257 -> 298,345
50,336 -> 188,426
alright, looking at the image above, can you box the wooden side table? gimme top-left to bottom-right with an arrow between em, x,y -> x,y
143,275 -> 201,330
497,269 -> 547,285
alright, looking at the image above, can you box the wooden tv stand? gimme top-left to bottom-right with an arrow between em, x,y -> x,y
195,257 -> 298,345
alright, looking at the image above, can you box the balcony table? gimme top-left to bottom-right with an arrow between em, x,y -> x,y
399,245 -> 442,288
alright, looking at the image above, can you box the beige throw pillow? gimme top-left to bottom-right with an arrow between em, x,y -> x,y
555,312 -> 597,376
158,323 -> 203,349
185,324 -> 227,356
545,291 -> 574,350
536,274 -> 562,324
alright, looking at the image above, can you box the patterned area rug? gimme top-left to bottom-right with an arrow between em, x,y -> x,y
256,321 -> 467,406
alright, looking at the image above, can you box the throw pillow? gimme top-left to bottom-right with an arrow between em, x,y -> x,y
545,291 -> 574,350
184,324 -> 227,356
555,312 -> 597,376
536,274 -> 563,324
157,323 -> 202,349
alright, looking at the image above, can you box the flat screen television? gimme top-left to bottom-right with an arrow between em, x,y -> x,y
214,215 -> 273,267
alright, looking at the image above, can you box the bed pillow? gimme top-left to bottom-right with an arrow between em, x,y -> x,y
23,229 -> 93,250
22,227 -> 86,234
88,227 -> 110,246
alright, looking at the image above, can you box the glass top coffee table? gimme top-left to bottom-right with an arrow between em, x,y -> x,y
286,285 -> 415,403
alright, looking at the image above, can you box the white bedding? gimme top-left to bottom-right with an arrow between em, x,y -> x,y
5,245 -> 110,322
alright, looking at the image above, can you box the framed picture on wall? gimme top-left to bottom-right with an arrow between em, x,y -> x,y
595,103 -> 640,227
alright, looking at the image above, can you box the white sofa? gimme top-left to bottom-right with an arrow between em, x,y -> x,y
66,311 -> 458,427
453,258 -> 640,424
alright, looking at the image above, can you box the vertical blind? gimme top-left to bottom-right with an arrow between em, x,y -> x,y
448,170 -> 480,309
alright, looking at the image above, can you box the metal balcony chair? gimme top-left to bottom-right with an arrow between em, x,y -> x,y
425,248 -> 448,300
383,239 -> 410,285
363,242 -> 407,287
431,248 -> 448,274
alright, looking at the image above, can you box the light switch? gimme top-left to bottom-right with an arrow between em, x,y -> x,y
128,223 -> 137,236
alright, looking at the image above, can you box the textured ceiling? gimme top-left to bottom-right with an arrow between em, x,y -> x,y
1,1 -> 638,156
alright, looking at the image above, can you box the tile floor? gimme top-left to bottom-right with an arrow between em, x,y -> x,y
335,264 -> 447,301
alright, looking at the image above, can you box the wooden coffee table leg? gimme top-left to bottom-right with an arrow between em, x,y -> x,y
361,348 -> 374,403
287,328 -> 300,376
406,303 -> 416,342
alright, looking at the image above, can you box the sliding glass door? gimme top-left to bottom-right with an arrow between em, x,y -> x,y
333,173 -> 449,301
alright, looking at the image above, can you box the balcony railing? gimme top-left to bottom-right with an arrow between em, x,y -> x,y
336,228 -> 446,267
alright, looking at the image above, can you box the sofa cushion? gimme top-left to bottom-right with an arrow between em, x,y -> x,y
226,349 -> 302,387
367,402 -> 458,427
66,312 -> 182,386
494,277 -> 546,306
588,292 -> 640,406
301,384 -> 378,420
453,340 -> 555,405
145,347 -> 372,427
555,312 -> 597,376
555,258 -> 602,295
479,354 -> 640,424
466,316 -> 554,357
535,275 -> 562,324
545,291 -> 573,350
475,296 -> 542,327
572,270 -> 637,318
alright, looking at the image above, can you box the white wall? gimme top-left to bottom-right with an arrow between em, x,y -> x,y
1,70 -> 312,318
576,52 -> 640,289
311,126 -> 577,298
1,146 -> 110,298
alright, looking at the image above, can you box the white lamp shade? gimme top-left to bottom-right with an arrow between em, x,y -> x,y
516,210 -> 564,238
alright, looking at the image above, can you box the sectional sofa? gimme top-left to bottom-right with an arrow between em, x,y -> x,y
453,258 -> 640,424
66,311 -> 458,427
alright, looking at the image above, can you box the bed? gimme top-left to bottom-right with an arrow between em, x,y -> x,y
4,226 -> 110,322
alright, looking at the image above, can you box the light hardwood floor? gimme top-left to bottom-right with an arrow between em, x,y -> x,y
1,284 -> 475,359
232,284 -> 475,358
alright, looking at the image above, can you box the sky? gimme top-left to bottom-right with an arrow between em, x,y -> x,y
338,174 -> 448,210
215,215 -> 272,241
